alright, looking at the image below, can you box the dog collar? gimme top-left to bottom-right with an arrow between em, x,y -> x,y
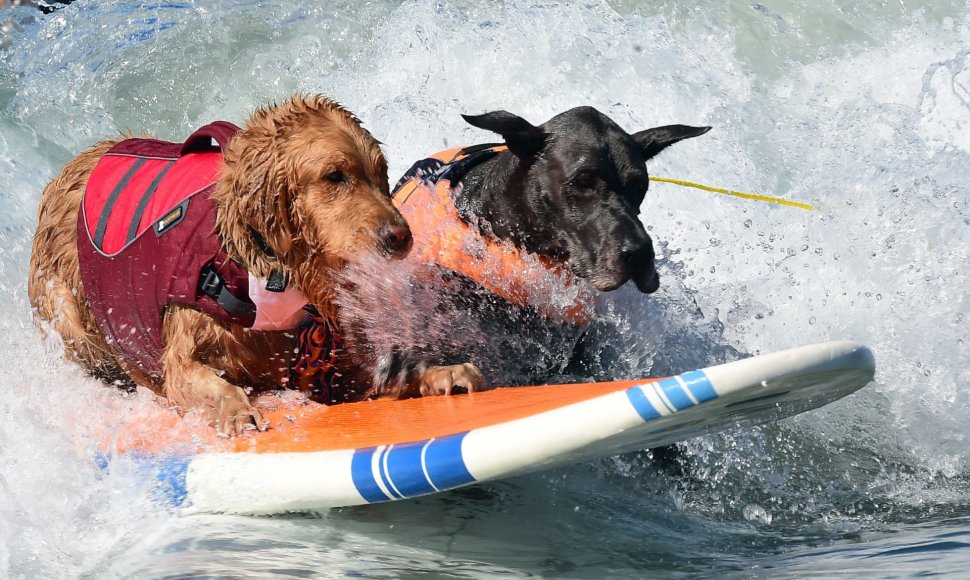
246,225 -> 291,292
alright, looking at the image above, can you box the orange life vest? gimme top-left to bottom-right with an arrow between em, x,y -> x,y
392,145 -> 595,326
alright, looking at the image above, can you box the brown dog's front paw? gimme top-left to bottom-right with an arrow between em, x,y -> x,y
417,363 -> 486,396
211,385 -> 264,437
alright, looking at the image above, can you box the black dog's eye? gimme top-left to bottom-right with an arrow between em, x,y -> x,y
324,170 -> 346,184
573,172 -> 596,189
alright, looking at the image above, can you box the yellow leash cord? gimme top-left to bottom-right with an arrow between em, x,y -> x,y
652,176 -> 814,211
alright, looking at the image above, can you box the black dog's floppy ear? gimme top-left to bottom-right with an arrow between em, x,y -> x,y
633,125 -> 711,160
462,111 -> 547,158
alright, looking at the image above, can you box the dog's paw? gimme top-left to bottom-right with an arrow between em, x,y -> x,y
417,363 -> 486,396
373,348 -> 418,393
210,384 -> 264,437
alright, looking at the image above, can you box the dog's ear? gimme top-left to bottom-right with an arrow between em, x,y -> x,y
461,111 -> 547,158
632,125 -> 711,160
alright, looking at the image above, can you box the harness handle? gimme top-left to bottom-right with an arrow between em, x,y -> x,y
180,121 -> 241,155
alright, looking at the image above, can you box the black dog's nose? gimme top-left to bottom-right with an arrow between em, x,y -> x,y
380,222 -> 413,258
619,239 -> 655,268
620,239 -> 660,294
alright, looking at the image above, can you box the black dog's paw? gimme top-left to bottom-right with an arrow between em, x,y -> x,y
372,347 -> 427,398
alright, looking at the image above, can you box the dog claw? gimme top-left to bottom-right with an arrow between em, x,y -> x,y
214,395 -> 264,437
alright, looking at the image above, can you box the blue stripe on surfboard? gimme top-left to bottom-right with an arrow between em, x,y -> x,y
384,441 -> 437,498
96,452 -> 190,506
680,370 -> 717,403
157,456 -> 191,506
627,370 -> 717,422
423,432 -> 474,491
657,377 -> 694,411
352,432 -> 475,503
351,446 -> 390,502
377,446 -> 404,499
626,386 -> 662,421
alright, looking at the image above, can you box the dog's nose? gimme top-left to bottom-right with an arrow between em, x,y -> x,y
620,239 -> 660,294
619,239 -> 655,268
380,222 -> 413,258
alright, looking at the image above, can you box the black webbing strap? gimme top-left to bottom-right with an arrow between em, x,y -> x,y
199,263 -> 256,322
440,145 -> 503,185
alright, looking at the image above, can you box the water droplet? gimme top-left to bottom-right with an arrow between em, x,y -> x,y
743,504 -> 773,525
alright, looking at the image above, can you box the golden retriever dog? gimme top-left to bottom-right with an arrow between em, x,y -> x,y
28,94 -> 484,435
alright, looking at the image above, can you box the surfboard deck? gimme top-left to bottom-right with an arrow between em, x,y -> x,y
105,341 -> 874,514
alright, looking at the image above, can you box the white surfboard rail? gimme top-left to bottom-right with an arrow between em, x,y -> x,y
138,341 -> 874,514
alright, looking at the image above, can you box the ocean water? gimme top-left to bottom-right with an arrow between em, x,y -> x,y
1,0 -> 969,577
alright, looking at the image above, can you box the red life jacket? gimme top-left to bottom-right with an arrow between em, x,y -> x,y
76,122 -> 260,379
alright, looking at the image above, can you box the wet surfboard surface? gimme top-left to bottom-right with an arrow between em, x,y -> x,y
105,341 -> 874,514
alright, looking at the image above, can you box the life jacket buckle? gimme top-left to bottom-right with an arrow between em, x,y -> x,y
200,265 -> 224,297
199,263 -> 258,322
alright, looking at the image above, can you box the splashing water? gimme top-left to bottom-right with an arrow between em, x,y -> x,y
2,0 -> 970,576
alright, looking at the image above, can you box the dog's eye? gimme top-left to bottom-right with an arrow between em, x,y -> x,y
573,172 -> 596,189
324,170 -> 346,184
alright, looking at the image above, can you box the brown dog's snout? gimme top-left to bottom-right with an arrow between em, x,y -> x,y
379,221 -> 413,259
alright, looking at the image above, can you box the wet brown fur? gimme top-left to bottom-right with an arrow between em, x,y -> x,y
28,94 -> 482,435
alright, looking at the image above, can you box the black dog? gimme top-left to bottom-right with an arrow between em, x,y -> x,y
455,107 -> 709,295
345,107 -> 710,394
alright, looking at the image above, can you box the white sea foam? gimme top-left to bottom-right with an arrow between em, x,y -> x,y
1,0 -> 969,576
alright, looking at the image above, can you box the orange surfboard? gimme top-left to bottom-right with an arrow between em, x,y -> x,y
103,341 -> 874,515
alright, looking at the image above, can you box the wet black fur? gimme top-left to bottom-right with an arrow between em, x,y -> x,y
456,107 -> 710,295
